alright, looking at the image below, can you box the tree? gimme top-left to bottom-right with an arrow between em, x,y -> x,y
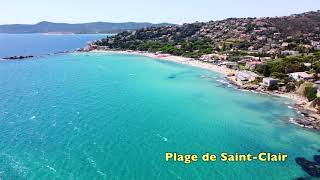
263,65 -> 271,77
304,86 -> 318,101
270,72 -> 287,79
313,62 -> 320,74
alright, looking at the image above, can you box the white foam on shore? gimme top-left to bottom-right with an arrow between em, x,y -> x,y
288,117 -> 314,129
288,117 -> 304,127
289,118 -> 299,125
251,90 -> 259,94
216,79 -> 229,84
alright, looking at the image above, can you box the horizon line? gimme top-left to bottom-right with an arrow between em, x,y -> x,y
1,9 -> 319,26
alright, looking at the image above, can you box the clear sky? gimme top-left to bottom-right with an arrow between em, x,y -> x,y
0,0 -> 319,25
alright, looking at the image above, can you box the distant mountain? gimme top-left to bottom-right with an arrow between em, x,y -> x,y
0,21 -> 175,34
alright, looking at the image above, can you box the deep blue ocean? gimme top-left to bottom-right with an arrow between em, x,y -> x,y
0,33 -> 107,57
0,34 -> 320,179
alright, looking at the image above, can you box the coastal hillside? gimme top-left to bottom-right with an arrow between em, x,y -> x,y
0,21 -> 174,34
93,11 -> 320,58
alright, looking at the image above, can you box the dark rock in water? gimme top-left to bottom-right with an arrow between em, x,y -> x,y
3,55 -> 34,60
314,155 -> 320,164
296,177 -> 305,180
168,75 -> 176,79
296,157 -> 320,177
295,119 -> 312,126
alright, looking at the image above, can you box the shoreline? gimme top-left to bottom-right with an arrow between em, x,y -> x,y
81,49 -> 320,130
4,48 -> 319,130
86,50 -> 307,102
89,50 -> 238,75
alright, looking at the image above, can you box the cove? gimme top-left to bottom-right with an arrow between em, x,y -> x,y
0,52 -> 319,179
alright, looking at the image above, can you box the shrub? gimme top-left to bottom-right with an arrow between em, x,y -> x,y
304,86 -> 318,101
312,97 -> 320,113
268,84 -> 279,91
263,65 -> 271,77
270,72 -> 287,79
285,83 -> 296,92
296,80 -> 305,87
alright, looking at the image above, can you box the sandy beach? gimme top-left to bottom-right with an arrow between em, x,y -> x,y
87,50 -> 309,105
89,50 -> 238,75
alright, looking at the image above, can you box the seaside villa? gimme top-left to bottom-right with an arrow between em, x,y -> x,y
236,71 -> 260,85
262,77 -> 279,87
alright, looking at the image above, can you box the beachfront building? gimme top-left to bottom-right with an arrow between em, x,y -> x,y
262,77 -> 279,87
236,70 -> 259,85
289,72 -> 314,81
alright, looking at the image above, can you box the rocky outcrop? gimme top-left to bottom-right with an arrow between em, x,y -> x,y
77,43 -> 110,52
2,55 -> 34,60
292,104 -> 320,130
296,156 -> 320,177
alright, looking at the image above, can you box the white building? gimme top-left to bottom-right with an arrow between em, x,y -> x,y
289,72 -> 313,81
262,78 -> 279,87
236,71 -> 259,85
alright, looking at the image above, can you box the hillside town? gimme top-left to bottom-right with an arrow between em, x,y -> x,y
81,11 -> 320,129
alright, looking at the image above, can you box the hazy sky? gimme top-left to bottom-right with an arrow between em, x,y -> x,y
0,0 -> 319,24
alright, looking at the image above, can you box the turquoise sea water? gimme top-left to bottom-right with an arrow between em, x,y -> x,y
0,53 -> 320,179
0,34 -> 107,57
